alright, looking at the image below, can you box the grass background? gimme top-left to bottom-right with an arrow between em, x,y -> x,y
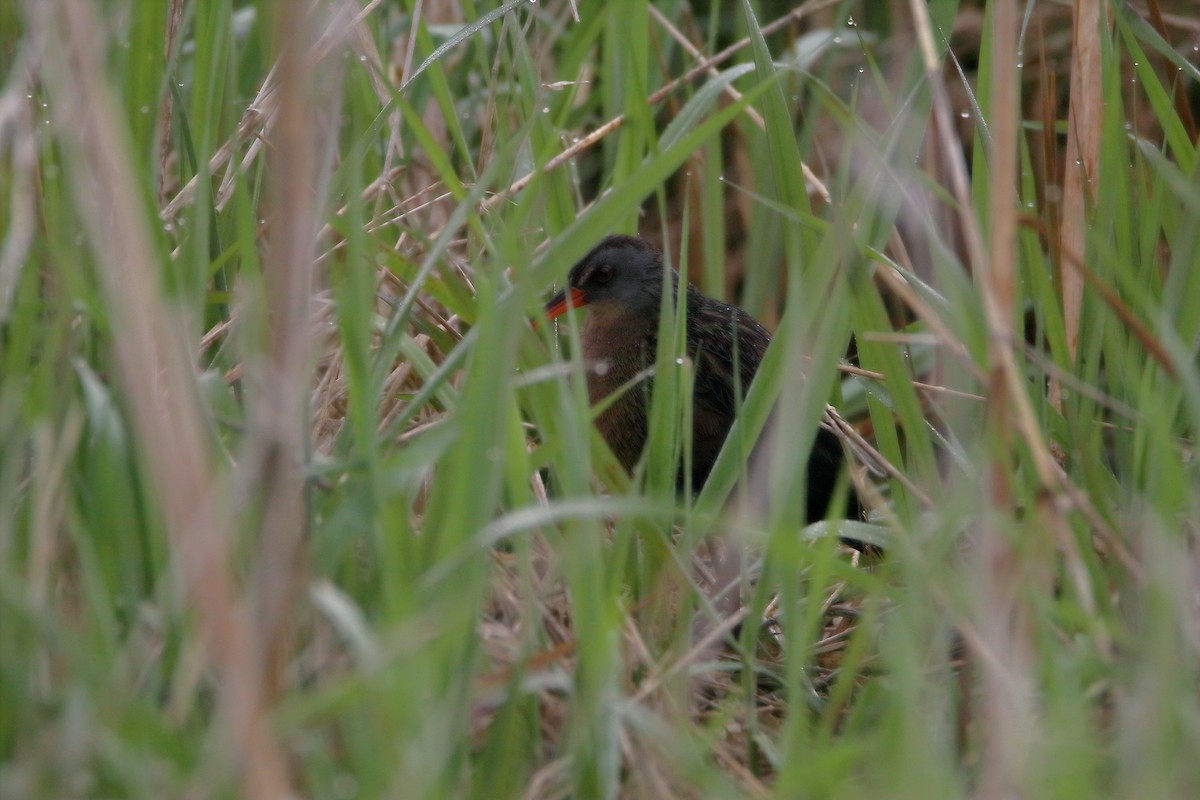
2,0 -> 1199,797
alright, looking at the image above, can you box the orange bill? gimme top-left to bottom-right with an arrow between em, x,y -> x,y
544,287 -> 587,320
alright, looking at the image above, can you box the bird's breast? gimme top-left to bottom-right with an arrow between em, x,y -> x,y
579,316 -> 655,470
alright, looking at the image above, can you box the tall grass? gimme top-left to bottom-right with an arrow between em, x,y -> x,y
2,1 -> 1199,798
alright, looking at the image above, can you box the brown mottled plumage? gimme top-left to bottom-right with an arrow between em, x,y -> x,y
545,234 -> 858,523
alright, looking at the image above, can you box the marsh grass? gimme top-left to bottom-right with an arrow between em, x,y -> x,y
2,1 -> 1199,797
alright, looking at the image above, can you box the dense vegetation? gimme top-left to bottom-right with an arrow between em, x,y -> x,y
2,1 -> 1199,797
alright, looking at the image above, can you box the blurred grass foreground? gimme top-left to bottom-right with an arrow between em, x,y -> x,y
2,1 -> 1200,798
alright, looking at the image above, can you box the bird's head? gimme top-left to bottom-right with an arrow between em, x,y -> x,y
544,235 -> 667,322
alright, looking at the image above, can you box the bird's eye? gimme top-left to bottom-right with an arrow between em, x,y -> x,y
594,265 -> 614,284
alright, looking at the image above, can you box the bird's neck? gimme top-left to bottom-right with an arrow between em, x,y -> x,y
580,308 -> 655,356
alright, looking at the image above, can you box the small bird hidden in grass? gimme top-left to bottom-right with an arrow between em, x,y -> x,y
544,234 -> 878,541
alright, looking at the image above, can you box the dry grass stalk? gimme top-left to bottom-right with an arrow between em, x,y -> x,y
241,0 -> 340,711
1057,0 -> 1106,385
973,1 -> 1042,793
25,1 -> 294,796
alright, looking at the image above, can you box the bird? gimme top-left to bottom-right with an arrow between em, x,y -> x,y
544,234 -> 860,524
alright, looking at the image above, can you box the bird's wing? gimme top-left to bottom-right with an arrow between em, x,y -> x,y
691,347 -> 740,419
687,307 -> 767,420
